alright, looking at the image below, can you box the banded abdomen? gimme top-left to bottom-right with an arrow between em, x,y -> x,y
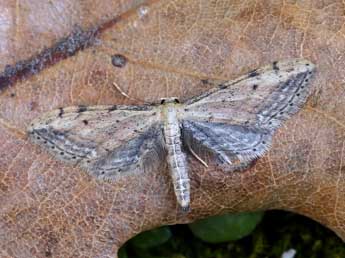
163,104 -> 190,211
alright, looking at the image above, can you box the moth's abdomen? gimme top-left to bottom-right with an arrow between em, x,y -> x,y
163,106 -> 190,211
165,136 -> 190,210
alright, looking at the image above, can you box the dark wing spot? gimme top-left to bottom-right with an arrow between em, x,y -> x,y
78,105 -> 87,113
82,120 -> 89,125
108,105 -> 117,112
248,69 -> 259,78
10,93 -> 16,97
252,84 -> 258,90
111,54 -> 128,68
58,108 -> 64,118
219,84 -> 227,89
273,61 -> 279,71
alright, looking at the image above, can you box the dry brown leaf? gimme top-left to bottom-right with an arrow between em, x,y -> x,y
0,0 -> 344,257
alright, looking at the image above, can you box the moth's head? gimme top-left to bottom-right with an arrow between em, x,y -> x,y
160,97 -> 180,105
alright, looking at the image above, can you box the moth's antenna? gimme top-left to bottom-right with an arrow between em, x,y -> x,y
112,82 -> 150,104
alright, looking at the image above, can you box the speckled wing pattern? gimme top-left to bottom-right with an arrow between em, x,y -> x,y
181,59 -> 315,169
28,105 -> 165,180
28,58 -> 315,210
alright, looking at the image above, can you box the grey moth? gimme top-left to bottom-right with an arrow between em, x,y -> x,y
28,59 -> 315,211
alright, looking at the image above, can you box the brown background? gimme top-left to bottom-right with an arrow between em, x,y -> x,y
0,0 -> 344,257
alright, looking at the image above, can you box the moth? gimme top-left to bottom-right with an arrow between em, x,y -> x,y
28,59 -> 315,211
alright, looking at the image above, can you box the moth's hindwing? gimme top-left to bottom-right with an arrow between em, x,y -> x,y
182,120 -> 271,170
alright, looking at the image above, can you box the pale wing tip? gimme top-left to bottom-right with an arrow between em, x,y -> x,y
27,118 -> 43,135
27,107 -> 64,134
294,58 -> 316,72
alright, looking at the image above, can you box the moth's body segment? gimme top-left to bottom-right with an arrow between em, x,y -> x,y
28,59 -> 316,211
161,100 -> 190,210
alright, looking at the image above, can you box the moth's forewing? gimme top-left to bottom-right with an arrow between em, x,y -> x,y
183,59 -> 315,125
28,105 -> 164,179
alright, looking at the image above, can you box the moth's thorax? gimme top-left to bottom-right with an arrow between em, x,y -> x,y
161,102 -> 184,122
